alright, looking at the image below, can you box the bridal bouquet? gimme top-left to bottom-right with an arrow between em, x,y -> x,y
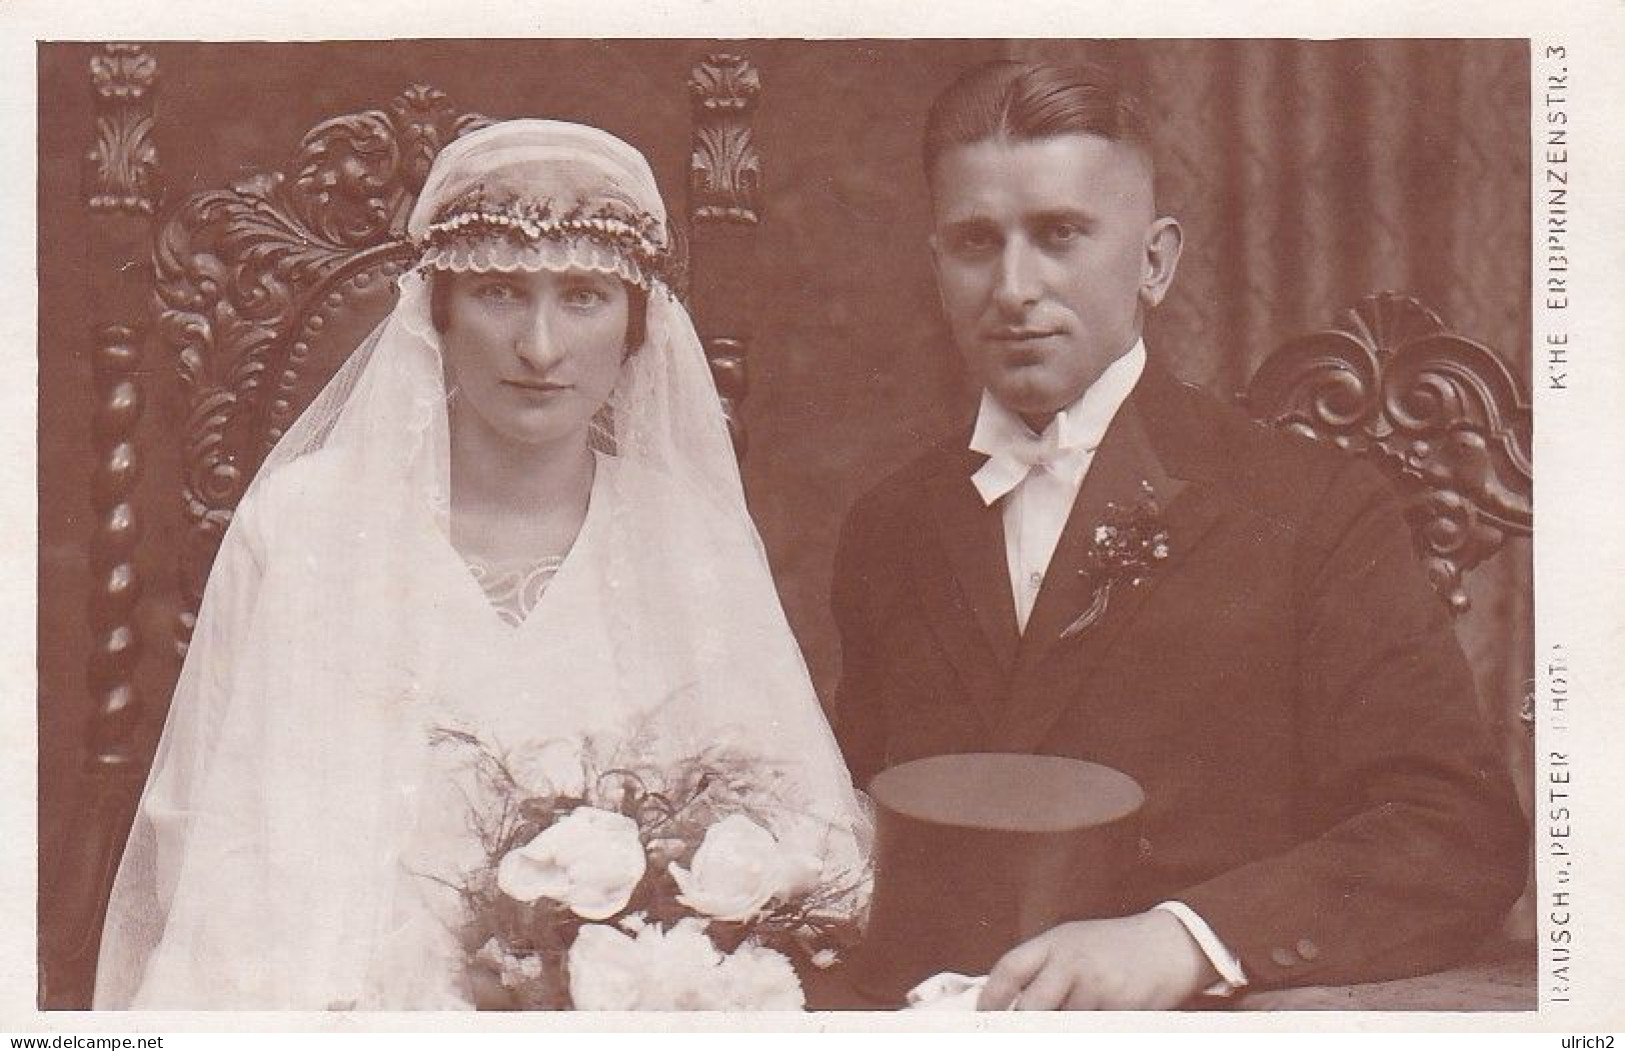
428,720 -> 867,1010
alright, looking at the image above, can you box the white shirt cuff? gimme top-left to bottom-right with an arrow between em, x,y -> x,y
1153,900 -> 1249,996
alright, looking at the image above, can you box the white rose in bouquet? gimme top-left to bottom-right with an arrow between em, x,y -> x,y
670,814 -> 823,922
497,807 -> 647,920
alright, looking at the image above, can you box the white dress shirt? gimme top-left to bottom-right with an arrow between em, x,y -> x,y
969,342 -> 1146,632
967,340 -> 1248,995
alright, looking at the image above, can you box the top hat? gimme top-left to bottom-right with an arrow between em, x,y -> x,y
848,753 -> 1145,1005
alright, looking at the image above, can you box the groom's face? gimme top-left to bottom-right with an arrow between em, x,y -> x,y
929,133 -> 1178,429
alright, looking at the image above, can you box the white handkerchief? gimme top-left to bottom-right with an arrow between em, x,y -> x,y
905,972 -> 988,1011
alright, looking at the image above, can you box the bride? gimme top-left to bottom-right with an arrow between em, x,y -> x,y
94,120 -> 871,1009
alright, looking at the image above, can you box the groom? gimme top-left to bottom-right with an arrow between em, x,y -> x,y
830,59 -> 1527,1009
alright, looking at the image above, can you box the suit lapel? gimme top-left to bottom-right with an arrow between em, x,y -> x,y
906,447 -> 1020,732
994,370 -> 1227,753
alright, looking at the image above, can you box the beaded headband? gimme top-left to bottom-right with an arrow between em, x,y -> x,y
414,185 -> 677,292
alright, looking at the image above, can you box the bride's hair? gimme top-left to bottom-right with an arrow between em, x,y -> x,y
425,267 -> 651,352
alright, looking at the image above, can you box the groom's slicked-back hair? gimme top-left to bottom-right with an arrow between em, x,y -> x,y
923,59 -> 1154,191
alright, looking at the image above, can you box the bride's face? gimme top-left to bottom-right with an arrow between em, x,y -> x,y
439,267 -> 631,449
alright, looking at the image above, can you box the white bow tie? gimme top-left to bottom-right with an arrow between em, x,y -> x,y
971,433 -> 1093,505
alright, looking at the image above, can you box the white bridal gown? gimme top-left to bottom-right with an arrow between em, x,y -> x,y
98,452 -> 862,1010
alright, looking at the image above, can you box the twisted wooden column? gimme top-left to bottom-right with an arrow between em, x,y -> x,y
41,42 -> 162,1009
86,323 -> 146,770
83,42 -> 160,766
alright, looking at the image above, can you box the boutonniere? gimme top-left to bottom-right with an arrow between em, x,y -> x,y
1058,481 -> 1171,642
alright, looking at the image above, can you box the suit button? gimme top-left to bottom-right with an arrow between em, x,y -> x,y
1296,938 -> 1321,961
1269,946 -> 1298,968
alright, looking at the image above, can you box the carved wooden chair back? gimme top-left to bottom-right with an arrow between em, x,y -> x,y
1240,292 -> 1532,616
47,60 -> 764,1009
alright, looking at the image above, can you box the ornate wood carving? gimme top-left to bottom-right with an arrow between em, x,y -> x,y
84,44 -> 160,215
1241,293 -> 1532,613
688,53 -> 762,225
153,85 -> 489,652
688,53 -> 762,449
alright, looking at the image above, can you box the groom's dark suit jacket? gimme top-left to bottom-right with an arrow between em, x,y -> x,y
831,362 -> 1527,990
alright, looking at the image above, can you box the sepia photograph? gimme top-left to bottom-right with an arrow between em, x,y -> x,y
15,5 -> 1625,1037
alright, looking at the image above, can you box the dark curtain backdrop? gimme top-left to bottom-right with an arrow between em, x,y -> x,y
39,39 -> 1534,975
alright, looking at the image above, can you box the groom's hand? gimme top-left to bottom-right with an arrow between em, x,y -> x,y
976,909 -> 1219,1010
